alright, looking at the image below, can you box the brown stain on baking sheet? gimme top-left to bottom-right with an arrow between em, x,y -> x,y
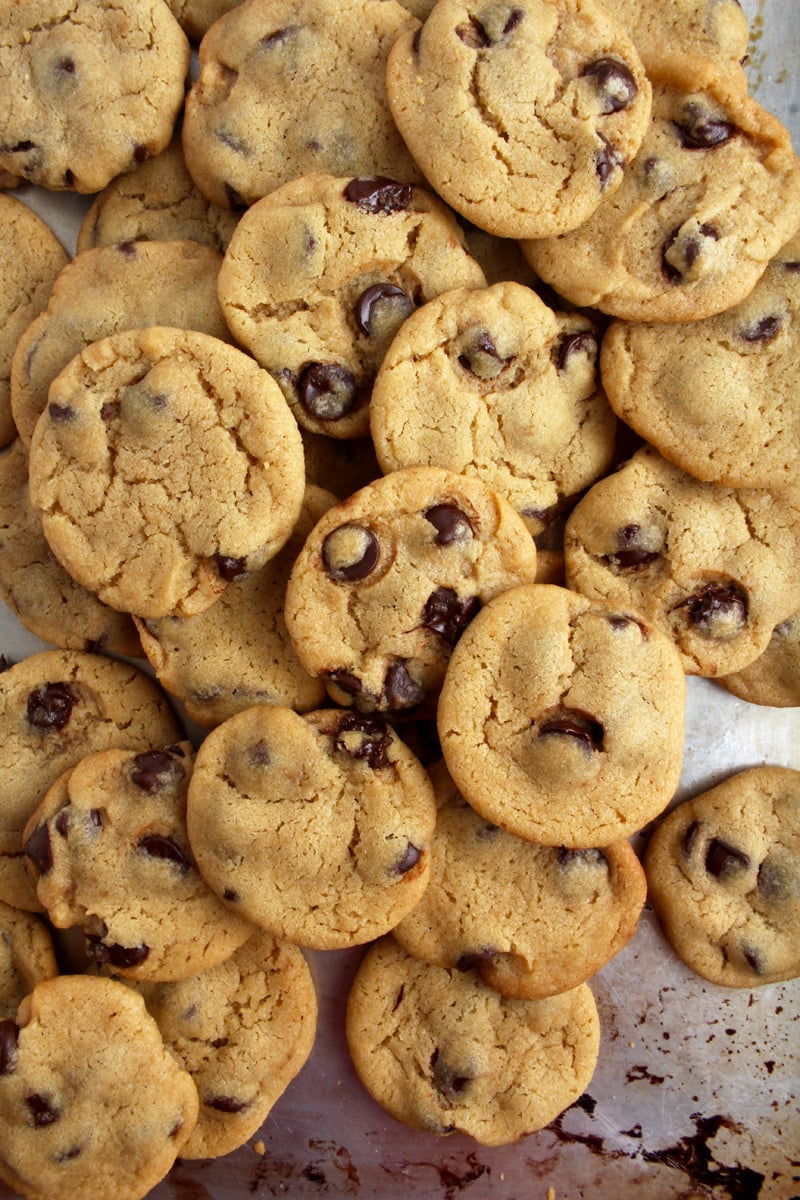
641,1114 -> 766,1199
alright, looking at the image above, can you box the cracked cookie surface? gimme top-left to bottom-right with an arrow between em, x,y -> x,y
28,326 -> 305,619
0,901 -> 57,1019
386,0 -> 651,238
644,766 -> 800,988
438,582 -> 686,846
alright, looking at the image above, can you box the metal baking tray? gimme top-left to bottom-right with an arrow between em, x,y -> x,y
2,0 -> 798,1196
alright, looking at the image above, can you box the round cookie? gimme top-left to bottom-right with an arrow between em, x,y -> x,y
644,766 -> 800,988
133,929 -> 317,1159
345,936 -> 600,1145
11,239 -> 233,447
182,0 -> 423,211
0,195 -> 68,448
438,583 -> 686,847
370,281 -> 616,537
186,704 -> 436,949
284,466 -> 540,715
0,440 -> 140,658
22,743 -> 255,982
609,0 -> 750,73
134,486 -> 334,728
393,761 -> 647,999
522,54 -> 800,321
0,649 -> 182,913
76,139 -> 239,256
0,902 -> 58,1020
0,974 -> 199,1200
599,232 -> 800,489
0,0 -> 190,193
386,0 -> 652,239
718,612 -> 800,708
28,326 -> 305,619
217,172 -> 487,438
562,445 -> 800,676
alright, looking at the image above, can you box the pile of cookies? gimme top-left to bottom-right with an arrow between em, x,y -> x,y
0,0 -> 799,1195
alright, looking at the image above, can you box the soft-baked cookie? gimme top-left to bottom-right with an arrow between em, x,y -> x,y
0,901 -> 58,1019
0,195 -> 68,448
284,466 -> 539,715
76,139 -> 239,256
28,326 -> 305,619
644,766 -> 800,988
345,936 -> 600,1144
438,583 -> 686,847
0,440 -> 140,658
133,929 -> 317,1159
370,281 -> 616,537
0,0 -> 190,193
599,232 -> 800,489
386,0 -> 652,238
608,0 -> 750,72
134,486 -> 334,727
182,0 -> 422,210
186,704 -> 436,949
0,649 -> 182,913
718,611 -> 800,708
0,974 -> 199,1200
563,445 -> 800,676
23,743 -> 255,981
522,54 -> 800,321
393,761 -> 646,998
217,172 -> 487,438
11,239 -> 232,447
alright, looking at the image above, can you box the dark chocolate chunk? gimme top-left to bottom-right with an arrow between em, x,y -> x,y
223,888 -> 241,903
537,710 -> 604,752
261,24 -> 300,48
26,1093 -> 60,1127
344,177 -> 412,215
26,682 -> 79,731
422,587 -> 480,644
22,823 -> 52,876
297,362 -> 359,422
47,403 -> 76,422
394,842 -> 422,874
206,1095 -> 252,1113
554,329 -> 598,371
675,104 -> 736,149
334,713 -> 392,769
86,939 -> 150,969
682,820 -> 700,858
55,1146 -> 82,1162
137,834 -> 191,872
131,749 -> 179,792
0,1021 -> 18,1075
214,553 -> 247,581
457,330 -> 508,378
604,524 -> 660,569
582,58 -> 638,112
321,523 -> 380,582
424,504 -> 475,545
757,857 -> 798,902
383,661 -> 425,711
430,1048 -> 472,1100
456,948 -> 497,971
100,400 -> 120,423
557,847 -> 608,869
595,134 -> 624,186
456,17 -> 490,48
676,582 -> 747,636
662,223 -> 719,283
739,315 -> 782,343
326,670 -> 363,696
705,837 -> 750,879
354,283 -> 414,337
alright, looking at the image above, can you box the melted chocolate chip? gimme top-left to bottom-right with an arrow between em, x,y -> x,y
741,944 -> 766,975
682,820 -> 700,858
86,939 -> 150,969
26,682 -> 79,731
214,554 -> 247,581
424,504 -> 475,545
326,670 -> 362,697
297,362 -> 359,422
56,57 -> 76,74
344,177 -> 412,214
456,17 -> 490,48
422,588 -> 480,644
55,1146 -> 82,1162
250,739 -> 271,766
334,713 -> 392,769
604,524 -> 660,569
223,888 -> 240,902
0,1021 -> 18,1075
131,749 -> 178,792
261,24 -> 299,48
26,1094 -> 60,1127
457,330 -> 509,378
48,402 -> 76,422
555,330 -> 598,371
739,315 -> 782,343
677,582 -> 747,637
662,223 -> 719,283
430,1048 -> 472,1100
538,710 -> 604,752
22,823 -> 52,876
137,834 -> 191,872
321,523 -> 380,582
595,134 -> 624,186
100,400 -> 120,423
206,1095 -> 251,1113
354,283 -> 414,337
582,58 -> 638,112
705,837 -> 750,879
675,104 -> 737,149
383,662 -> 425,711
757,857 -> 796,902
456,948 -> 497,971
395,842 -> 422,874
557,847 -> 608,869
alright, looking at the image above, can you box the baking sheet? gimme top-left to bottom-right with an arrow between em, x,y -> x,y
3,1 -> 799,1196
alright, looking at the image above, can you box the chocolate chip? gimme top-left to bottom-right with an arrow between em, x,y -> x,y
757,857 -> 798,902
457,330 -> 508,379
206,1095 -> 251,1113
334,713 -> 392,769
354,283 -> 414,337
137,834 -> 191,872
322,523 -> 380,582
297,362 -> 359,422
250,739 -> 271,766
47,403 -> 76,422
55,1146 -> 82,1162
582,58 -> 638,112
475,821 -> 500,840
326,670 -> 363,696
424,504 -> 475,545
456,948 -> 497,971
557,847 -> 608,869
422,587 -> 480,644
26,682 -> 79,731
223,888 -> 240,903
662,223 -> 719,283
22,823 -> 52,876
430,1049 -> 472,1100
131,749 -> 179,792
86,939 -> 150,969
0,1021 -> 19,1075
100,401 -> 120,423
554,330 -> 598,371
739,315 -> 782,343
676,582 -> 747,638
214,554 -> 248,581
116,240 -> 139,258
503,8 -> 524,35
344,177 -> 412,214
705,837 -> 750,879
741,944 -> 766,975
537,710 -> 604,752
26,1093 -> 60,1127
55,57 -> 76,74
682,820 -> 700,858
260,25 -> 300,48
133,144 -> 149,164
456,17 -> 489,48
383,661 -> 425,711
604,524 -> 660,570
595,134 -> 624,186
675,104 -> 737,149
